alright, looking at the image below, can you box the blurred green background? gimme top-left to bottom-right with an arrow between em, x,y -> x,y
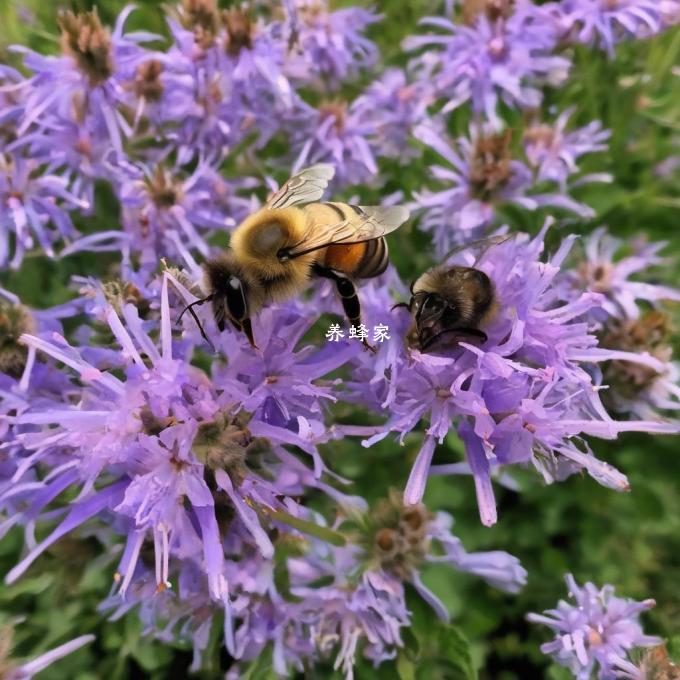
1,1 -> 679,678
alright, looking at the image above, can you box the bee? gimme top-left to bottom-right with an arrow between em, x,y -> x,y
396,236 -> 509,353
178,164 -> 409,350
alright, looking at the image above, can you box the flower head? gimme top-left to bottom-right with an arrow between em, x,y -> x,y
412,125 -> 596,253
528,574 -> 661,680
1,277 -> 352,623
405,4 -> 569,126
290,559 -> 410,680
287,491 -> 525,677
567,228 -> 680,420
570,227 -> 680,321
290,99 -> 378,190
598,311 -> 680,419
523,107 -> 611,189
12,7 -> 157,154
58,8 -> 114,86
561,0 -> 672,56
166,1 -> 296,159
65,157 -> 255,273
0,152 -> 87,268
283,0 -> 380,90
354,226 -> 679,525
353,68 -> 435,163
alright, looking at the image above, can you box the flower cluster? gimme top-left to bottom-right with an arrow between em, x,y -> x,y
1,1 -> 679,678
412,120 -> 610,253
348,225 -> 679,526
528,574 -> 660,679
0,273 -> 527,675
568,228 -> 680,419
285,492 -> 526,677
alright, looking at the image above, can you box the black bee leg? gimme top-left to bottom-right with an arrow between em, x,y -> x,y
177,296 -> 215,352
420,327 -> 488,353
223,276 -> 258,349
457,328 -> 488,343
391,302 -> 411,312
241,318 -> 258,350
313,265 -> 376,352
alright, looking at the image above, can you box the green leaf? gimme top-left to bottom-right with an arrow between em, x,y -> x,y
240,646 -> 277,680
436,624 -> 478,680
1,573 -> 54,598
269,509 -> 347,547
397,653 -> 416,680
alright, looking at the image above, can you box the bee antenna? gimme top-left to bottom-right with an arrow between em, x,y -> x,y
391,302 -> 411,312
177,296 -> 216,353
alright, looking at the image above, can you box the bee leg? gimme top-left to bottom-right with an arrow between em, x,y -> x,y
456,328 -> 488,343
224,276 -> 258,349
420,327 -> 488,353
241,318 -> 258,350
313,265 -> 376,352
177,296 -> 215,352
391,302 -> 411,312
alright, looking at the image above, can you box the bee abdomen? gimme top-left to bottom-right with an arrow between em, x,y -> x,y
353,237 -> 389,279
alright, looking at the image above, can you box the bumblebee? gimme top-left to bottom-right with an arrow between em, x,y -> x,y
397,237 -> 507,353
179,164 -> 409,349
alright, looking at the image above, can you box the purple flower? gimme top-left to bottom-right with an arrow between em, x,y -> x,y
0,631 -> 95,680
412,125 -> 596,254
567,228 -> 680,419
405,4 -> 570,127
288,99 -> 378,190
166,3 -> 296,160
354,226 -> 679,525
285,493 -> 525,677
353,68 -> 436,163
3,277 -> 335,600
597,312 -> 680,419
8,118 -> 112,213
523,107 -> 612,189
208,303 -> 358,473
0,152 -> 87,269
560,0 -> 672,56
357,494 -> 526,619
1,271 -> 372,675
282,0 -> 380,90
569,227 -> 680,321
292,565 -> 410,679
11,7 -> 158,154
528,574 -> 661,680
63,158 -> 257,272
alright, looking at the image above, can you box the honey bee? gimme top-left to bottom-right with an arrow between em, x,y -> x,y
396,236 -> 509,353
178,164 -> 409,349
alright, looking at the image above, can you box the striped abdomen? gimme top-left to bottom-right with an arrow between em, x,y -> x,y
302,201 -> 389,279
323,237 -> 389,279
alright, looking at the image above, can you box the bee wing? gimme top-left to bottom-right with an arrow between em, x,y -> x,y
441,235 -> 513,265
285,204 -> 410,259
265,164 -> 335,210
